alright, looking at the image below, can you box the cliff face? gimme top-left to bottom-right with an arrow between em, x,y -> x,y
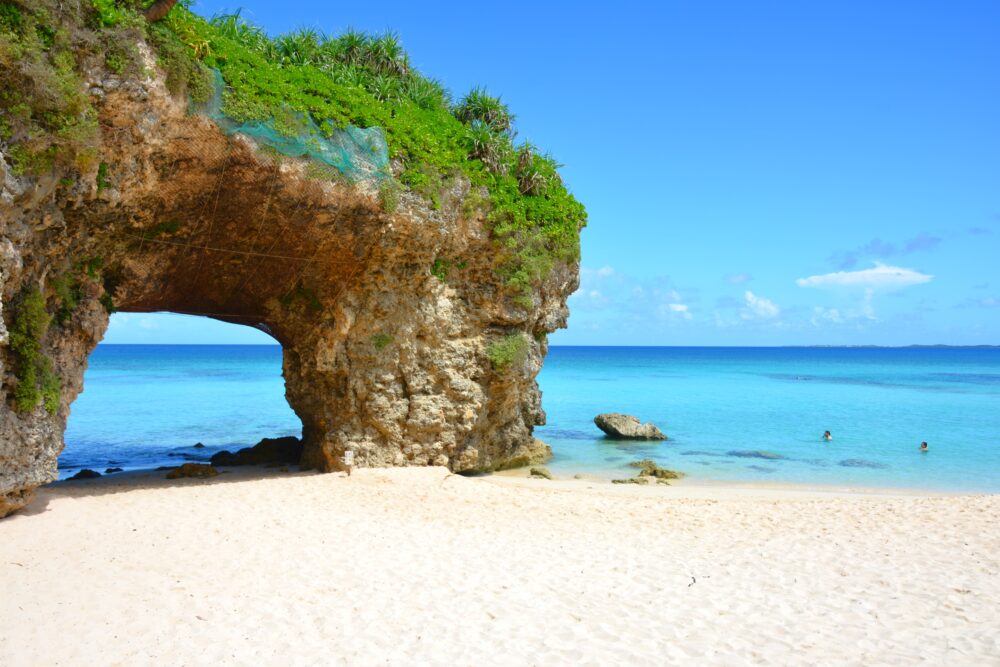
0,25 -> 578,516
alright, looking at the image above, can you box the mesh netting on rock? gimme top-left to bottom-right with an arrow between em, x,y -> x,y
193,70 -> 390,183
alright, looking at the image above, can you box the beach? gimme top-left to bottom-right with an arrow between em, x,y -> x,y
2,467 -> 997,665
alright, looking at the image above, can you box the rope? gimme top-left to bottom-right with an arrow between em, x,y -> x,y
189,138 -> 234,283
126,233 -> 334,262
217,160 -> 282,306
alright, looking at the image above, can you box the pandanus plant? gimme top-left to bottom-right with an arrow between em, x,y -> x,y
454,88 -> 513,135
516,143 -> 548,196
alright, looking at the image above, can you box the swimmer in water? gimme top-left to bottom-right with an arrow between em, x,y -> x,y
823,431 -> 832,441
920,441 -> 928,452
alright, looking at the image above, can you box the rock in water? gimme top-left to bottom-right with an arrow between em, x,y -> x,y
104,467 -> 124,474
210,437 -> 303,467
165,463 -> 219,479
594,414 -> 667,440
68,469 -> 101,480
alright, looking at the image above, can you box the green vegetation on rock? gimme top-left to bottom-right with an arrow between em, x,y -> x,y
155,7 -> 586,304
1,1 -> 584,310
8,287 -> 60,414
370,333 -> 393,350
0,0 -> 100,177
487,333 -> 528,372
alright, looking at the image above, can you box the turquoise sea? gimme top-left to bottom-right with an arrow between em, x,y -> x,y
63,345 -> 1000,492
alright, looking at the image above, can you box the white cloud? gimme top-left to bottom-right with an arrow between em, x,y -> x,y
742,291 -> 780,319
796,263 -> 933,290
726,273 -> 752,285
596,265 -> 615,277
138,317 -> 159,330
667,303 -> 692,320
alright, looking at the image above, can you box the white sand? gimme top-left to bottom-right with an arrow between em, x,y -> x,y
1,467 -> 998,666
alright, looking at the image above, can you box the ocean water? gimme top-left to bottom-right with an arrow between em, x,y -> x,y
63,345 -> 1000,492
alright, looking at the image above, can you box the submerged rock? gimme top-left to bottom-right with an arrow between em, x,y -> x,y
594,413 -> 666,440
210,437 -> 303,467
529,467 -> 553,480
68,469 -> 101,480
165,463 -> 219,479
727,450 -> 784,460
839,459 -> 888,469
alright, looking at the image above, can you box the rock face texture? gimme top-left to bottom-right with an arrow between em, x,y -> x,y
0,39 -> 576,516
593,413 -> 667,440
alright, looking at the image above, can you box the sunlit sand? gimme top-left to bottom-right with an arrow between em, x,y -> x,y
2,467 -> 997,665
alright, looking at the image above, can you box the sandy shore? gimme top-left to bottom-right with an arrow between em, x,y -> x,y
1,467 -> 998,666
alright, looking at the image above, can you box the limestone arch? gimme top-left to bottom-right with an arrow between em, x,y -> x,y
1,80 -> 570,516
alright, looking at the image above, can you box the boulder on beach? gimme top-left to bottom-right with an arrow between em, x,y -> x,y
491,438 -> 552,472
165,463 -> 219,479
529,467 -> 553,480
594,413 -> 667,440
68,469 -> 101,480
210,436 -> 303,467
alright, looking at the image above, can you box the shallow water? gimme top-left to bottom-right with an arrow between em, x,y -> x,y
63,345 -> 1000,491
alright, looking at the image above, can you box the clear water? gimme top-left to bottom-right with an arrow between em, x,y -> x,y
63,345 -> 1000,492
62,345 -> 300,476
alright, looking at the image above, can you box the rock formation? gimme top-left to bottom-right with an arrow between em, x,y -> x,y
0,3 -> 582,516
210,436 -> 303,467
593,413 -> 667,440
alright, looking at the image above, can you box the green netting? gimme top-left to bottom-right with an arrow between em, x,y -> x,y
193,70 -> 390,182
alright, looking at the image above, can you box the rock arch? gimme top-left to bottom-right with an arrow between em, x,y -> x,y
0,60 -> 572,516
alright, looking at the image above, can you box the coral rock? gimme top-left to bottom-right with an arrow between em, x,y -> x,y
594,414 -> 667,440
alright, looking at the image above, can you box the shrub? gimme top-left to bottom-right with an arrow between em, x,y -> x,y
486,333 -> 529,372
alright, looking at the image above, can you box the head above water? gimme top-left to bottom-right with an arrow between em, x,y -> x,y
823,430 -> 832,439
920,442 -> 929,450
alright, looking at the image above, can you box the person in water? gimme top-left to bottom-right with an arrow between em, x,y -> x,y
823,431 -> 832,441
920,441 -> 928,452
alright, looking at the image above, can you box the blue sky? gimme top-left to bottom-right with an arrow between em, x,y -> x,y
105,0 -> 1000,346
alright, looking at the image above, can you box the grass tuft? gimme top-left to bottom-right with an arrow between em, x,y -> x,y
486,333 -> 529,372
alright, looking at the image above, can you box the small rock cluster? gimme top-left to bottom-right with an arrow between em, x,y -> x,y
165,463 -> 219,479
210,437 -> 303,467
611,459 -> 684,486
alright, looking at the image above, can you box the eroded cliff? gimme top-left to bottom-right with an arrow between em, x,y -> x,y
0,1 -> 583,516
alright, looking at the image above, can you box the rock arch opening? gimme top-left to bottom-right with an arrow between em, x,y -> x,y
60,313 -> 301,478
